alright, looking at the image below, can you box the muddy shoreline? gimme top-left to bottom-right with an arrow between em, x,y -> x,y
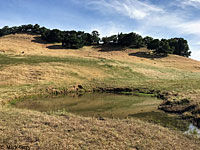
158,96 -> 200,128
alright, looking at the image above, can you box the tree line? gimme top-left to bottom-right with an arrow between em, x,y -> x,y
102,33 -> 191,57
0,24 -> 191,57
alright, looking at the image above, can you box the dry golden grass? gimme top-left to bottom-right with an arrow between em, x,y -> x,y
0,107 -> 200,150
0,62 -> 105,86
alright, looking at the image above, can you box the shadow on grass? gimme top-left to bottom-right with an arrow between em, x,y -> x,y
31,36 -> 48,44
46,45 -> 65,50
129,51 -> 168,59
31,36 -> 65,50
94,45 -> 126,52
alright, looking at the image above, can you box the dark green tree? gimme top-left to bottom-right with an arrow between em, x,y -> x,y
82,33 -> 93,46
91,31 -> 100,45
41,29 -> 64,43
168,38 -> 191,57
33,24 -> 40,34
0,26 -> 11,36
102,35 -> 118,45
143,36 -> 153,46
147,39 -> 160,50
62,31 -> 85,49
155,40 -> 171,54
26,24 -> 34,33
118,32 -> 144,48
102,36 -> 110,45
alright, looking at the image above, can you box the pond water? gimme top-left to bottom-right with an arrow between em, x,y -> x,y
13,93 -> 199,135
185,124 -> 200,137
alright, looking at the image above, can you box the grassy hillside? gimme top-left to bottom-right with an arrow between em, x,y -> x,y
1,34 -> 200,149
1,34 -> 200,103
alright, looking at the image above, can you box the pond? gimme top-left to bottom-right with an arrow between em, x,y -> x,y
13,92 -> 199,135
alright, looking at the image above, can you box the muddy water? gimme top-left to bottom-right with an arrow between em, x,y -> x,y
13,93 -> 198,134
14,93 -> 161,118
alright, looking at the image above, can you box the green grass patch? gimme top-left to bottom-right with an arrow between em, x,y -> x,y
0,54 -> 100,67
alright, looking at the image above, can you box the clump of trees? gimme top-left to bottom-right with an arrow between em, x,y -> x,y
61,30 -> 100,49
0,24 -> 43,36
102,35 -> 117,45
0,24 -> 191,57
101,33 -> 191,57
0,24 -> 100,49
147,38 -> 191,57
118,32 -> 144,48
62,31 -> 85,49
41,29 -> 64,43
102,32 -> 144,48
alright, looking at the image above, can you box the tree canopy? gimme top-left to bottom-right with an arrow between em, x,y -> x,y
147,38 -> 191,57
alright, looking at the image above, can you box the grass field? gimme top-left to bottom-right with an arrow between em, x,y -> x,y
1,34 -> 200,149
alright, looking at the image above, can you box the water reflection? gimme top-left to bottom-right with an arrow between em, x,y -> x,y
13,93 -> 161,119
185,123 -> 200,137
12,93 -> 199,135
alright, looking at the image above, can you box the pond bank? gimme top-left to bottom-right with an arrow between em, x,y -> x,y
10,90 -> 199,135
158,92 -> 200,128
8,84 -> 200,131
43,85 -> 200,129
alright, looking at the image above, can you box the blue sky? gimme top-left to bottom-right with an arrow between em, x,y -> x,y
0,0 -> 200,60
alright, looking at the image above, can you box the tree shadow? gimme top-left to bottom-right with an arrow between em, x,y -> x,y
129,51 -> 168,59
31,36 -> 48,44
94,44 -> 126,52
46,45 -> 65,49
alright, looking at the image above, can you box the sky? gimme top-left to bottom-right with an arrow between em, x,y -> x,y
0,0 -> 200,60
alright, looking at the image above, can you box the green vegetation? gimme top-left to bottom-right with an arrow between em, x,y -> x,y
148,38 -> 191,57
0,53 -> 100,66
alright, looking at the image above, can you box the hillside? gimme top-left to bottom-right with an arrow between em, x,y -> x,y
1,34 -> 200,149
1,34 -> 200,102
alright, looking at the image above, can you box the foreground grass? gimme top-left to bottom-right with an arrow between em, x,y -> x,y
0,107 -> 200,150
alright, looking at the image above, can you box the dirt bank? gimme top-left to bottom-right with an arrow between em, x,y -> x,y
159,91 -> 200,127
